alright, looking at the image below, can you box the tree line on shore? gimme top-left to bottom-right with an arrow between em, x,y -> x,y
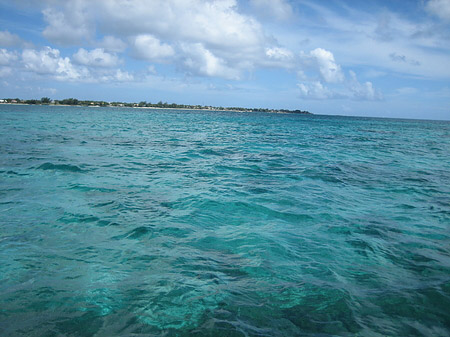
0,97 -> 311,114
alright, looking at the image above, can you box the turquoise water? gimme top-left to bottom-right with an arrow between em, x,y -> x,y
0,104 -> 449,336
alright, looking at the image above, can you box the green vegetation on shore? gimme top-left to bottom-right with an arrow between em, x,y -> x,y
0,97 -> 311,114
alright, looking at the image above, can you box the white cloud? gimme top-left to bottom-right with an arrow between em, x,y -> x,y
0,49 -> 18,66
250,0 -> 293,21
39,0 -> 274,79
41,0 -> 266,55
114,69 -> 134,82
99,35 -> 127,53
0,31 -> 24,47
22,47 -> 84,80
266,47 -> 293,61
0,48 -> 19,78
0,43 -> 134,84
348,70 -> 383,101
132,35 -> 175,61
309,48 -> 344,83
98,0 -> 266,52
180,43 -> 240,80
18,46 -> 133,83
97,69 -> 134,82
42,2 -> 93,45
298,81 -> 339,100
262,47 -> 295,69
266,47 -> 293,60
297,71 -> 382,101
426,0 -> 450,21
73,48 -> 119,67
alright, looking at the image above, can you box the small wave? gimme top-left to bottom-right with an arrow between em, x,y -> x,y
36,162 -> 84,172
69,184 -> 116,192
0,170 -> 29,176
200,148 -> 223,156
113,226 -> 153,240
216,164 -> 264,174
93,201 -> 115,208
403,176 -> 430,183
96,219 -> 121,227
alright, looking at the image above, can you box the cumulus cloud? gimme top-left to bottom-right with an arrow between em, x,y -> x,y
298,71 -> 382,101
97,69 -> 134,82
0,30 -> 25,47
22,47 -> 84,80
19,47 -> 132,83
180,43 -> 240,80
0,49 -> 18,66
309,48 -> 344,83
99,35 -> 127,53
98,0 -> 266,52
348,70 -> 383,101
0,49 -> 17,78
41,0 -> 266,52
298,81 -> 340,100
114,69 -> 134,82
38,0 -> 273,79
73,48 -> 119,67
426,0 -> 450,21
42,2 -> 93,45
250,0 -> 293,21
264,47 -> 295,68
132,35 -> 175,62
296,47 -> 382,101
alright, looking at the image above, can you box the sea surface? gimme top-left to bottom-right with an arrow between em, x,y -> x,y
0,104 -> 449,336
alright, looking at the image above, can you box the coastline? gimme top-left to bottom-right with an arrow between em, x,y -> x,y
0,102 -> 312,115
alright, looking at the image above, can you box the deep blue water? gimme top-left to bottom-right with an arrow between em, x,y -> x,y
0,104 -> 449,336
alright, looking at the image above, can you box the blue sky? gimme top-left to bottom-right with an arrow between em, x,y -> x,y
0,0 -> 449,119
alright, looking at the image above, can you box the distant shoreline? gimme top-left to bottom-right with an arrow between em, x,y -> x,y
0,103 -> 311,114
0,99 -> 312,115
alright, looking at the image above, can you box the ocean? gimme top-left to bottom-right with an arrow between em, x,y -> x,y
0,104 -> 449,336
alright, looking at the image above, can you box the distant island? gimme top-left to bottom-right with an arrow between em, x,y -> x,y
0,97 -> 311,115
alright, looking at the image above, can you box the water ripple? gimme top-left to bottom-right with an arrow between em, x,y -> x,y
36,162 -> 85,172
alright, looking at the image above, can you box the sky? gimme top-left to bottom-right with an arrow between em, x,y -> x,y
0,0 -> 449,120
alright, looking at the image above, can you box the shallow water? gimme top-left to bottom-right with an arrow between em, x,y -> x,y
0,105 -> 449,336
